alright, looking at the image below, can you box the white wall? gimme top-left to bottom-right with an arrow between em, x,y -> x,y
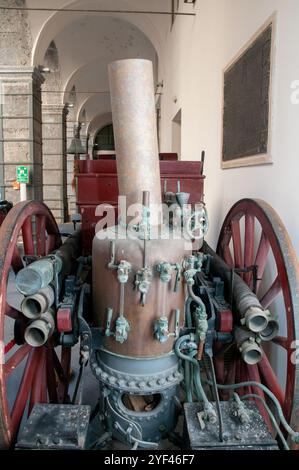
160,0 -> 299,255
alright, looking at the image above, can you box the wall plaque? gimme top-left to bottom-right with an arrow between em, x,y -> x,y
222,19 -> 274,168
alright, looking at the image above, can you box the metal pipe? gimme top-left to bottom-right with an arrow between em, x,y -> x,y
174,335 -> 211,409
16,258 -> 57,296
108,59 -> 162,224
184,361 -> 193,403
203,242 -> 269,333
21,286 -> 54,319
16,231 -> 81,296
24,311 -> 55,347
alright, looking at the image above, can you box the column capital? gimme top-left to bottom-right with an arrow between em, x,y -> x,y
42,103 -> 69,116
0,66 -> 45,85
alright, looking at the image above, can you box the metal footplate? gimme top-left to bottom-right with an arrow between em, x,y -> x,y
183,402 -> 279,450
16,404 -> 91,450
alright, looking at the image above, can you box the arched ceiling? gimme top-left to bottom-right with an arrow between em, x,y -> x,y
56,16 -> 158,121
53,15 -> 158,89
29,0 -> 164,131
30,0 -> 167,66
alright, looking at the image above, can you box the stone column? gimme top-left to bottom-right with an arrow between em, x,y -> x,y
66,114 -> 78,219
42,104 -> 68,223
87,133 -> 93,158
80,123 -> 88,158
0,66 -> 44,204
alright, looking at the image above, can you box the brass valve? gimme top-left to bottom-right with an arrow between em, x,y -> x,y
154,309 -> 180,343
117,260 -> 132,284
135,267 -> 153,306
156,262 -> 182,292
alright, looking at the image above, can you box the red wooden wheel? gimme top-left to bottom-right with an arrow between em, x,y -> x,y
0,201 -> 71,449
216,198 -> 299,430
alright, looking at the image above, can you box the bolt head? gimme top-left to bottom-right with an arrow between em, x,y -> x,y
36,436 -> 47,445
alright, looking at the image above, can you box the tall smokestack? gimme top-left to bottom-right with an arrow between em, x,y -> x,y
108,59 -> 162,221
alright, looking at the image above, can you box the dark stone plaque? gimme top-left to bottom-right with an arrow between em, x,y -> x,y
222,24 -> 272,164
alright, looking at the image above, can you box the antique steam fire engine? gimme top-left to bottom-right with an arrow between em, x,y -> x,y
0,59 -> 299,451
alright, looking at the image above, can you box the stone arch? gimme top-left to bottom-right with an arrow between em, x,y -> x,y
42,40 -> 63,105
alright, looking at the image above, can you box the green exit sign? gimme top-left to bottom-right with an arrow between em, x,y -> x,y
16,166 -> 29,184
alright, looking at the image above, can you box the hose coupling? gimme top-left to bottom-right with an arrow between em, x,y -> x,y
235,327 -> 263,365
241,306 -> 270,333
21,286 -> 55,319
24,310 -> 55,347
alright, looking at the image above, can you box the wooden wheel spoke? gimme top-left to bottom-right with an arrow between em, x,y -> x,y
10,348 -> 40,435
36,215 -> 46,256
272,335 -> 288,349
223,245 -> 234,269
4,339 -> 16,355
244,214 -> 255,285
46,234 -> 58,255
40,353 -> 48,403
231,219 -> 243,269
254,232 -> 270,293
4,344 -> 32,377
5,303 -> 20,320
260,275 -> 281,309
258,353 -> 285,405
12,246 -> 24,273
240,361 -> 251,396
235,357 -> 243,393
246,363 -> 272,430
21,217 -> 35,255
29,349 -> 47,414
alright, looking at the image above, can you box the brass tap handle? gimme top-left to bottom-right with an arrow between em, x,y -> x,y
197,340 -> 205,361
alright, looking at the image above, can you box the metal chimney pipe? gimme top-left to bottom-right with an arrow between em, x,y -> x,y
108,59 -> 162,223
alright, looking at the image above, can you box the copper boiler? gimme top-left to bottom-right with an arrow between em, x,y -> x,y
91,59 -> 192,447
